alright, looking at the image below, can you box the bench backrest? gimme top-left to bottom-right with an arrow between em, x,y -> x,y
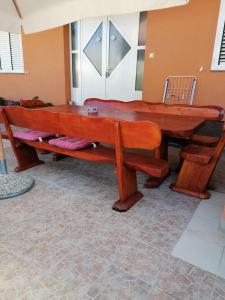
0,106 -> 161,151
1,106 -> 116,144
119,120 -> 161,150
84,98 -> 224,121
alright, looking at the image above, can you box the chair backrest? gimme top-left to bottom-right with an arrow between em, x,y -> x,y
163,76 -> 197,105
84,98 -> 224,121
119,120 -> 161,150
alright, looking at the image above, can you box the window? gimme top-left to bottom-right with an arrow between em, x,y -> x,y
135,11 -> 147,91
0,31 -> 24,73
70,22 -> 79,88
211,0 -> 225,71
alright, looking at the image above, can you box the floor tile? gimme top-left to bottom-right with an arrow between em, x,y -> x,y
156,257 -> 216,300
211,276 -> 225,300
87,265 -> 152,300
112,239 -> 168,284
149,287 -> 177,300
137,221 -> 182,253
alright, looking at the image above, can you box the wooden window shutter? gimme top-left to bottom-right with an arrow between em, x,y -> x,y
218,22 -> 225,65
212,0 -> 225,71
0,31 -> 24,73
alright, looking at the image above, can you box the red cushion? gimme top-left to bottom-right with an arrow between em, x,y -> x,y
14,129 -> 52,141
48,136 -> 92,150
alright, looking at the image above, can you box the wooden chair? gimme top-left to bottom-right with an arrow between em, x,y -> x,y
170,123 -> 225,199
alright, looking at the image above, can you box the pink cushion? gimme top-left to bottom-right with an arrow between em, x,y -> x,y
14,129 -> 52,141
48,136 -> 92,150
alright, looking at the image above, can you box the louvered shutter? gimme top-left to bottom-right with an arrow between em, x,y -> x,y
218,22 -> 225,65
0,31 -> 24,73
212,0 -> 225,71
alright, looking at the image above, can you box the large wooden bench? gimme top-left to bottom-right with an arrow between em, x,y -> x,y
0,106 -> 169,211
170,123 -> 225,199
84,98 -> 224,147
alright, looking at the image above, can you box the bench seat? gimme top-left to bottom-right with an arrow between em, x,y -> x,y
125,152 -> 169,178
192,134 -> 219,146
171,123 -> 225,200
13,138 -> 169,179
181,144 -> 213,164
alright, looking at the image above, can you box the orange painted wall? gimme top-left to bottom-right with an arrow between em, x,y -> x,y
0,26 -> 70,105
143,0 -> 225,108
0,0 -> 224,108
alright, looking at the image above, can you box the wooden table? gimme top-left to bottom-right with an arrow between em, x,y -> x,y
46,105 -> 205,187
47,105 -> 205,139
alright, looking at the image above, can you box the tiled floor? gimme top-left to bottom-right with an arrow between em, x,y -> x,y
1,142 -> 225,299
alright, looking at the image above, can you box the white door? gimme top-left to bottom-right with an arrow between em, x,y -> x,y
70,12 -> 147,104
80,17 -> 107,102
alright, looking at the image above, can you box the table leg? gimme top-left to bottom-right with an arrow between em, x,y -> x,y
144,136 -> 169,188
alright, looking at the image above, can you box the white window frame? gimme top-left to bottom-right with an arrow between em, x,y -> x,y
0,32 -> 24,74
211,0 -> 225,71
70,22 -> 82,103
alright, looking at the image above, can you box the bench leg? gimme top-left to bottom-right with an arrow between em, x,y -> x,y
13,143 -> 44,172
170,160 -> 211,199
113,166 -> 143,212
170,183 -> 210,199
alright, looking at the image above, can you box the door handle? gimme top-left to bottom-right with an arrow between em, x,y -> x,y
106,67 -> 111,78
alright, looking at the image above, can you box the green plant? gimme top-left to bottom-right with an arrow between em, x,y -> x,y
11,101 -> 20,106
0,97 -> 5,105
44,102 -> 53,107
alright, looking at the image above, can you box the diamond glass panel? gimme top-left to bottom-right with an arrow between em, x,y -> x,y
108,21 -> 131,76
83,23 -> 103,76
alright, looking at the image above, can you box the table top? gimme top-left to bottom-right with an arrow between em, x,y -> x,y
46,104 -> 205,137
